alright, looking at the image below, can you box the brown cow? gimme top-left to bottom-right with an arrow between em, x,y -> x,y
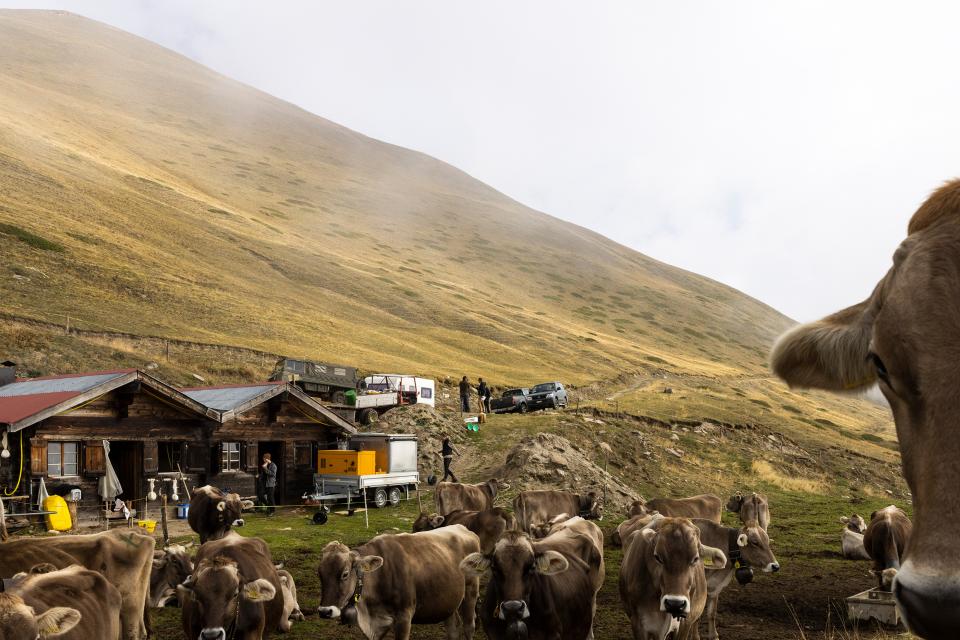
768,179 -> 960,637
841,515 -> 871,560
619,517 -> 726,640
150,543 -> 194,608
435,479 -> 499,515
863,505 -> 912,591
636,494 -> 723,523
413,507 -> 514,553
725,493 -> 770,530
2,528 -> 155,640
179,532 -> 284,640
612,512 -> 663,548
317,525 -> 481,639
513,489 -> 603,533
461,526 -> 603,640
693,518 -> 779,640
1,565 -> 122,640
188,485 -> 255,543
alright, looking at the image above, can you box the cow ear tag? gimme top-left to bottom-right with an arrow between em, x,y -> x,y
702,556 -> 713,567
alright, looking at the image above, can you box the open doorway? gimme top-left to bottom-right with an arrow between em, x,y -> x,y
108,441 -> 143,505
257,441 -> 284,504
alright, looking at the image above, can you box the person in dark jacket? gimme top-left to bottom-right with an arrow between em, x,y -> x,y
458,376 -> 471,413
477,378 -> 489,414
260,452 -> 277,516
441,436 -> 460,482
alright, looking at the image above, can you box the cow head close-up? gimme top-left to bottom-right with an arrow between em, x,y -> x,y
734,520 -> 780,573
460,530 -> 569,638
316,541 -> 383,624
0,592 -> 80,640
771,180 -> 960,639
178,556 -> 276,640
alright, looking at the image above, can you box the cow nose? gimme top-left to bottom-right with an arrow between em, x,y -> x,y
768,562 -> 780,573
317,606 -> 340,619
199,629 -> 225,640
500,600 -> 528,620
232,518 -> 245,527
661,595 -> 689,617
894,567 -> 960,639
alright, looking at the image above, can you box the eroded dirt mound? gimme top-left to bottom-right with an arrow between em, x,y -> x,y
496,432 -> 642,512
366,404 -> 475,476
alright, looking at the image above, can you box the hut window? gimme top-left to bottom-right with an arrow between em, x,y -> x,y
221,442 -> 241,472
159,442 -> 184,473
47,442 -> 79,477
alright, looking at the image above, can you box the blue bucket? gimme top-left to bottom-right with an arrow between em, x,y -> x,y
176,504 -> 189,520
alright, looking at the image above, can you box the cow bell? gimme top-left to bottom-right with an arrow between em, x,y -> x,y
340,604 -> 358,626
735,564 -> 754,585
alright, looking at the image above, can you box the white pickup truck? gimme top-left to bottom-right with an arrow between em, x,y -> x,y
331,374 -> 435,425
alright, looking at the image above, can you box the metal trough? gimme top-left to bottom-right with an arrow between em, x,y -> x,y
846,588 -> 900,627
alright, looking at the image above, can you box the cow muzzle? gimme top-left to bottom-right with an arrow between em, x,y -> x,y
317,605 -> 340,619
894,564 -> 960,639
764,562 -> 780,573
660,595 -> 690,618
231,518 -> 245,527
199,628 -> 226,640
506,620 -> 529,640
498,600 -> 529,621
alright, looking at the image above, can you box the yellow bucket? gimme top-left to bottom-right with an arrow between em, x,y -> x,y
136,520 -> 157,533
44,495 -> 71,532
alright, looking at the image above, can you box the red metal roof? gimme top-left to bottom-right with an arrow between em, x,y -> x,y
0,391 -> 81,425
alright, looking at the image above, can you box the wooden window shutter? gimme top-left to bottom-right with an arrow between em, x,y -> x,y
30,439 -> 47,477
83,442 -> 106,476
294,442 -> 312,469
184,442 -> 207,473
143,440 -> 159,474
246,441 -> 259,472
209,442 -> 222,475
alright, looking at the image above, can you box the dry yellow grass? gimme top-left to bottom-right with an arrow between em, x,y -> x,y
752,460 -> 828,494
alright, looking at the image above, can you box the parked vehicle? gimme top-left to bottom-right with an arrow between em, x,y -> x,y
490,388 -> 531,414
270,357 -> 357,403
527,381 -> 568,411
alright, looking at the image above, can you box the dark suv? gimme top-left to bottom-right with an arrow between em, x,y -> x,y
527,382 -> 568,411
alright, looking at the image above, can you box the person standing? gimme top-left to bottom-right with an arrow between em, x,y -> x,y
483,384 -> 493,414
458,376 -> 471,413
261,453 -> 277,516
477,378 -> 489,414
441,436 -> 460,483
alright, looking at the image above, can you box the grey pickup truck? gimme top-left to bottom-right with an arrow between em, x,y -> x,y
490,388 -> 531,414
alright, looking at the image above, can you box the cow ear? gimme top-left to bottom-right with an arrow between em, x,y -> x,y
840,516 -> 850,524
459,552 -> 490,577
36,607 -> 81,638
243,578 -> 277,602
737,533 -> 748,548
770,299 -> 877,391
534,550 -> 569,575
216,501 -> 226,512
431,516 -> 445,528
357,555 -> 383,574
240,500 -> 255,511
699,544 -> 728,569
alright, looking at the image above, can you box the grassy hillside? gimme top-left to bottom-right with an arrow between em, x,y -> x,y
0,9 -> 792,386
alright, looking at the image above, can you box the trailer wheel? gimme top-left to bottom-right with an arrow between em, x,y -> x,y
359,408 -> 379,425
388,488 -> 402,506
371,488 -> 388,509
313,510 -> 328,525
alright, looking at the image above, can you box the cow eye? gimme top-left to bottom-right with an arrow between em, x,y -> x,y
690,556 -> 700,566
341,571 -> 350,581
868,353 -> 889,383
654,553 -> 664,564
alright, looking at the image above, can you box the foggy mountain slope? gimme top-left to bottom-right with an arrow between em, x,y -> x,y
0,9 -> 794,383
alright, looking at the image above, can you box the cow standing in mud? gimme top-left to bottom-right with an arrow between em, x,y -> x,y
770,179 -> 960,637
619,517 -> 727,640
513,489 -> 603,533
435,479 -> 499,515
863,505 -> 912,591
317,525 -> 481,639
188,485 -> 254,543
461,525 -> 603,640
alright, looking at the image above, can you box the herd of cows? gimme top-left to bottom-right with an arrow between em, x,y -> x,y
0,480 -> 915,640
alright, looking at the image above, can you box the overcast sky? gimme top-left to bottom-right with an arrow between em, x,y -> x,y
8,1 -> 960,321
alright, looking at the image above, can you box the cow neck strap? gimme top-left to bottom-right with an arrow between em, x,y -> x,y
352,566 -> 365,603
226,587 -> 241,640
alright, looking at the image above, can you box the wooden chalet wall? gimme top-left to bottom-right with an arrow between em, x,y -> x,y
28,383 -> 210,510
209,396 -> 344,503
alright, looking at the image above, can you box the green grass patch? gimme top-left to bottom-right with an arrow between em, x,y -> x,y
0,223 -> 64,252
